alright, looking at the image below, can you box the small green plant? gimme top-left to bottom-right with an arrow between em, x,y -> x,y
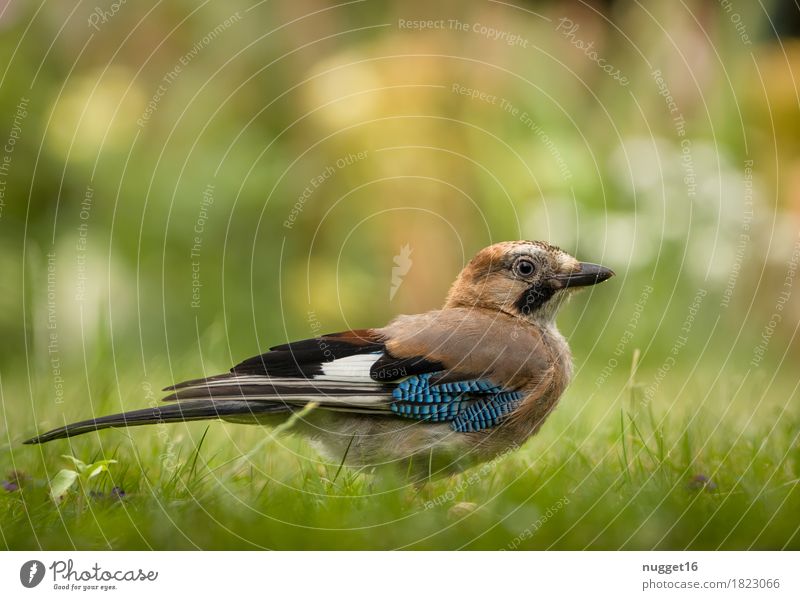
49,455 -> 117,505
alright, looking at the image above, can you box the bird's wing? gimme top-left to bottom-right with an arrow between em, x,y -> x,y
164,319 -> 532,432
163,329 -> 395,412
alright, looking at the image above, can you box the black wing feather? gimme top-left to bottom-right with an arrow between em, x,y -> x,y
230,329 -> 386,379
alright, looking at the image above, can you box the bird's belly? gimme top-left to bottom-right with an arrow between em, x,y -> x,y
223,410 -> 527,478
292,413 -> 500,477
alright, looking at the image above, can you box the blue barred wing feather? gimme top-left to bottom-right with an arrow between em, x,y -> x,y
390,372 -> 523,432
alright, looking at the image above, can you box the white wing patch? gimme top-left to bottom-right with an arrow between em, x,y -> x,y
318,352 -> 382,383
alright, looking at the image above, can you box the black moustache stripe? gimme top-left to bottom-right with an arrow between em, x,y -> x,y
514,283 -> 555,315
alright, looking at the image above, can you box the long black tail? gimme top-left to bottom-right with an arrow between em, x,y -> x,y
23,400 -> 283,445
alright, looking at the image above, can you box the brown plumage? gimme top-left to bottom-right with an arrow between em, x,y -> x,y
25,241 -> 613,478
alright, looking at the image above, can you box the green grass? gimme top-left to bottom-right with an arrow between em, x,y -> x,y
2,362 -> 799,550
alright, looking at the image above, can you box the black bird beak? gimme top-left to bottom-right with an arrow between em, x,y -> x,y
553,262 -> 615,288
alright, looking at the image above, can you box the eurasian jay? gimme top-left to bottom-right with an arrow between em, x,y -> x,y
25,241 -> 613,475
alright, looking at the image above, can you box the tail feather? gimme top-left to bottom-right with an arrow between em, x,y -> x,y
23,400 -> 285,445
161,375 -> 385,402
26,355 -> 397,445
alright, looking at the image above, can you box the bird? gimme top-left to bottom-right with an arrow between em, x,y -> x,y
25,241 -> 613,476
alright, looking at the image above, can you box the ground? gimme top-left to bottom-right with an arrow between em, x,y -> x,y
2,365 -> 798,551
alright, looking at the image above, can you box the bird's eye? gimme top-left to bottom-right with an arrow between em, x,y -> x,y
513,258 -> 536,278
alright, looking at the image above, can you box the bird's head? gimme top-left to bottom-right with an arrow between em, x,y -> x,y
444,241 -> 614,323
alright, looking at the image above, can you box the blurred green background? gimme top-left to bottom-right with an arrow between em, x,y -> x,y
1,0 -> 799,549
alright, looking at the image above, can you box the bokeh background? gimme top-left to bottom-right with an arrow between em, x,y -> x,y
1,0 -> 799,549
